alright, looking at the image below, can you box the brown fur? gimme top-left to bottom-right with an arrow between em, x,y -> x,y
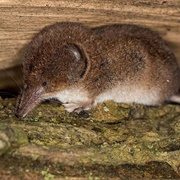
91,24 -> 180,101
15,22 -> 180,118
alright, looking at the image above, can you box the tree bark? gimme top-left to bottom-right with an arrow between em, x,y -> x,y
0,99 -> 180,179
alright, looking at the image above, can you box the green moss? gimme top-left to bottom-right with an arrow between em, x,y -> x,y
92,101 -> 130,122
0,98 -> 180,178
0,124 -> 29,156
41,168 -> 55,180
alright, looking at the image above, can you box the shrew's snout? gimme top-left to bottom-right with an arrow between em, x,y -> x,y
15,93 -> 30,118
14,110 -> 24,119
15,87 -> 44,118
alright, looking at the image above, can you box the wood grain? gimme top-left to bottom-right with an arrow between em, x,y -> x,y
0,0 -> 180,89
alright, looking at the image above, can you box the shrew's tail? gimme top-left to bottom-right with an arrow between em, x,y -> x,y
169,95 -> 180,103
169,88 -> 180,104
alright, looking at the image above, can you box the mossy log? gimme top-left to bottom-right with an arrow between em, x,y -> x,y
0,98 -> 180,179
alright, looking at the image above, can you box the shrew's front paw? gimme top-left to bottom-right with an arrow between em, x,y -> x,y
63,100 -> 93,113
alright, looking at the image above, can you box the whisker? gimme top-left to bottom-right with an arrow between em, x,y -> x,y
1,27 -> 23,90
0,91 -> 18,98
0,67 -> 22,90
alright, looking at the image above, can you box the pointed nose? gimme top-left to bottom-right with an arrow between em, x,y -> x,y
14,105 -> 27,118
14,110 -> 24,118
15,98 -> 34,118
15,112 -> 21,119
15,86 -> 45,118
15,94 -> 27,118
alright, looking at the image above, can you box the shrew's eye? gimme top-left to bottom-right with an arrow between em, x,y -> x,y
42,82 -> 47,86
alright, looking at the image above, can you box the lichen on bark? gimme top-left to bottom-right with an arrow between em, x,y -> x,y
0,97 -> 180,179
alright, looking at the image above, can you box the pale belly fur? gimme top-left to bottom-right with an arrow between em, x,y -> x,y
55,84 -> 160,109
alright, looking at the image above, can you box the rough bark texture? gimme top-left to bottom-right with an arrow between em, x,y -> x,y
0,98 -> 180,179
0,0 -> 180,89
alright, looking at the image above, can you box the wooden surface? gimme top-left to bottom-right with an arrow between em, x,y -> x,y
0,0 -> 180,89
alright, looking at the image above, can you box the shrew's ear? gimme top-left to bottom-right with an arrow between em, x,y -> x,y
65,44 -> 88,82
68,44 -> 81,61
